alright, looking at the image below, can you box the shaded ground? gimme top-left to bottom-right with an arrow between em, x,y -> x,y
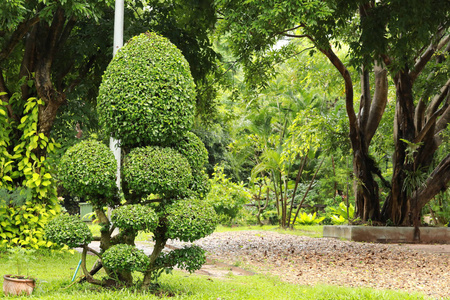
168,231 -> 450,299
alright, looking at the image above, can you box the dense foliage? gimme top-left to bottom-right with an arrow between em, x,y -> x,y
58,140 -> 118,206
45,214 -> 93,248
165,198 -> 217,242
122,146 -> 192,198
97,32 -> 196,147
102,244 -> 149,272
0,188 -> 57,249
111,204 -> 158,233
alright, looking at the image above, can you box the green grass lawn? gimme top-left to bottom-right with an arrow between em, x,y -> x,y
0,250 -> 429,299
215,224 -> 324,238
88,224 -> 323,242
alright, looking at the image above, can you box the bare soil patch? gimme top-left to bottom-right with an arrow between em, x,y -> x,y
168,231 -> 450,299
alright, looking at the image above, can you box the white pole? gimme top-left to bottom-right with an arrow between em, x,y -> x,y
111,0 -> 124,188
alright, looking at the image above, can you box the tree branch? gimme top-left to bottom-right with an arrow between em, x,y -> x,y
365,63 -> 388,145
320,47 -> 358,147
415,154 -> 450,209
277,25 -> 302,35
0,16 -> 40,62
435,103 -> 450,140
80,246 -> 103,285
282,33 -> 310,39
410,31 -> 448,83
426,78 -> 450,120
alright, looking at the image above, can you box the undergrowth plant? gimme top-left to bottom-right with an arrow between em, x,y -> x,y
0,95 -> 60,249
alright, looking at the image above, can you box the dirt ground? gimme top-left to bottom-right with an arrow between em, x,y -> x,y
168,231 -> 450,299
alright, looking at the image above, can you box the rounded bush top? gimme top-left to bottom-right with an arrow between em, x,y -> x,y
58,140 -> 118,205
45,214 -> 93,248
173,132 -> 208,171
97,32 -> 196,147
165,198 -> 217,242
111,204 -> 158,232
102,244 -> 149,272
122,146 -> 192,198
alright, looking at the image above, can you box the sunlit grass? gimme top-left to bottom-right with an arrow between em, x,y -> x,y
215,224 -> 323,238
0,250 -> 429,299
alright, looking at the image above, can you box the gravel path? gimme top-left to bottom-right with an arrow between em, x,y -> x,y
168,231 -> 450,299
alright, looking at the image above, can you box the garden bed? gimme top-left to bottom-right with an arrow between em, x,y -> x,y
323,225 -> 450,244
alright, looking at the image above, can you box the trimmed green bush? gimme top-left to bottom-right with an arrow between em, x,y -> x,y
45,214 -> 92,248
102,244 -> 149,272
111,204 -> 158,232
186,170 -> 211,199
58,140 -> 118,206
157,245 -> 206,273
97,32 -> 196,147
174,132 -> 208,170
165,198 -> 217,242
122,146 -> 192,197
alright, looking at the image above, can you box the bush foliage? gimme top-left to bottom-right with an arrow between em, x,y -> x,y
165,198 -> 217,242
0,190 -> 57,249
122,146 -> 192,198
45,214 -> 93,248
58,139 -> 118,206
102,244 -> 150,272
97,32 -> 196,147
111,204 -> 158,232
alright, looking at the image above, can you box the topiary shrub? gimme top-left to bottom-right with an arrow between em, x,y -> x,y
102,244 -> 149,272
45,214 -> 92,248
111,204 -> 158,232
122,146 -> 192,198
173,132 -> 208,171
58,139 -> 118,206
156,245 -> 205,273
54,32 -> 216,291
165,198 -> 217,242
97,32 -> 196,147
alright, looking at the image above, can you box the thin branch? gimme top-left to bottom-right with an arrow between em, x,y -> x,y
282,33 -> 310,39
277,25 -> 302,35
287,155 -> 307,227
80,247 -> 103,285
86,246 -> 102,258
290,158 -> 324,227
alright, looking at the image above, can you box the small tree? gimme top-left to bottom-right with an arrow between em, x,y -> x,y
46,32 -> 216,289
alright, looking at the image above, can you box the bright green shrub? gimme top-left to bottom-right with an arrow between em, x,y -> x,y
165,198 -> 217,242
58,139 -> 118,206
156,245 -> 206,273
122,146 -> 192,197
291,212 -> 325,225
187,170 -> 211,199
174,132 -> 208,170
102,244 -> 149,272
97,32 -> 196,147
330,202 -> 355,225
206,165 -> 251,223
111,204 -> 158,232
45,214 -> 92,248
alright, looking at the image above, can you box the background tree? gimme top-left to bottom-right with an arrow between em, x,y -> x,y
215,0 -> 450,225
